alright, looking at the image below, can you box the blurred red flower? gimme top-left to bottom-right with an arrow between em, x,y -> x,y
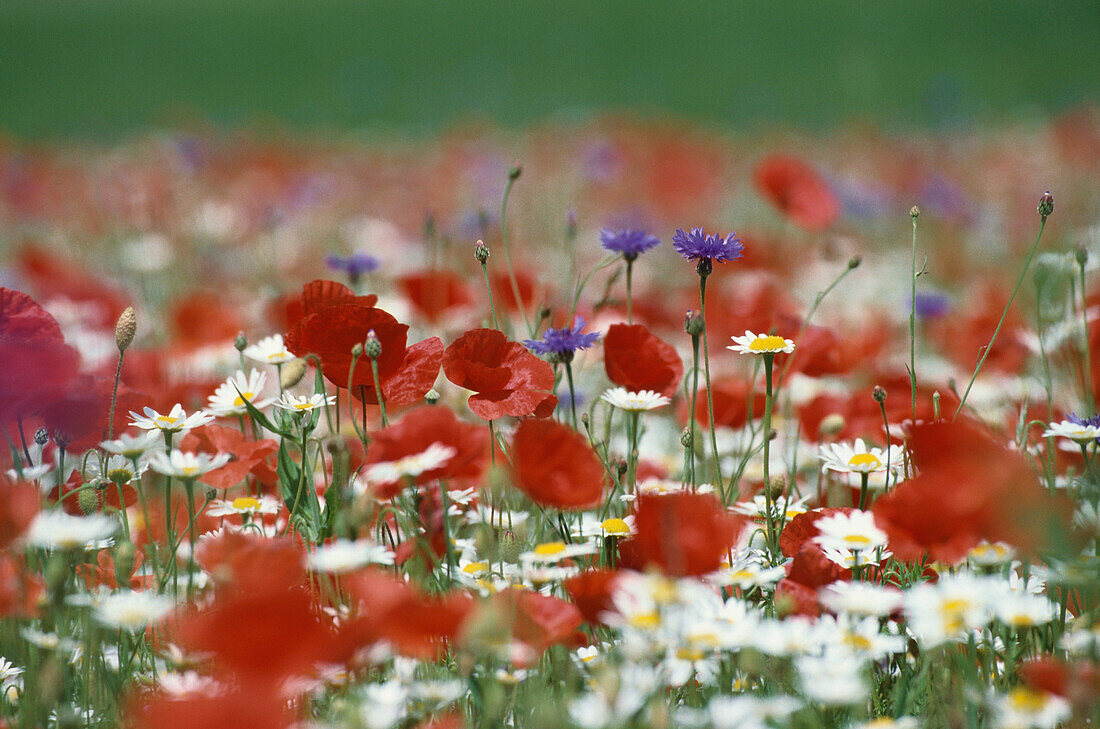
753,155 -> 840,231
603,323 -> 683,398
564,568 -> 623,625
179,424 -> 278,491
628,492 -> 743,577
442,328 -> 557,421
194,530 -> 306,596
398,270 -> 475,322
0,480 -> 38,549
509,418 -> 605,510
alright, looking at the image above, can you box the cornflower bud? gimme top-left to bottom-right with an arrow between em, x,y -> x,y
234,331 -> 248,352
52,429 -> 71,450
909,205 -> 920,218
1076,245 -> 1088,267
683,310 -> 704,337
680,427 -> 694,448
872,385 -> 887,403
34,427 -> 49,446
695,257 -> 713,278
508,165 -> 523,181
474,239 -> 490,264
364,330 -> 382,359
425,389 -> 440,405
115,307 -> 137,352
848,255 -> 862,270
1038,191 -> 1054,218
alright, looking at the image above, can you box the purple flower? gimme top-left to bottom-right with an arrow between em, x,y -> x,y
599,228 -> 660,260
1067,412 -> 1100,428
325,252 -> 380,279
524,317 -> 600,362
913,291 -> 950,319
671,227 -> 744,264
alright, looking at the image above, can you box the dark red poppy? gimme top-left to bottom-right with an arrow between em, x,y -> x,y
509,418 -> 606,510
872,419 -> 1070,563
785,539 -> 851,589
774,578 -> 822,618
442,329 -> 557,421
179,424 -> 279,491
363,406 -> 489,499
194,530 -> 306,596
564,568 -> 623,625
603,323 -> 684,398
753,155 -> 840,231
278,279 -> 379,332
629,492 -> 743,577
39,374 -> 145,453
398,270 -> 475,322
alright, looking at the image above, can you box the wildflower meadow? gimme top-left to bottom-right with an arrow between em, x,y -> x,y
0,114 -> 1098,729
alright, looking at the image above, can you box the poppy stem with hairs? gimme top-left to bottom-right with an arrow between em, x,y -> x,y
625,257 -> 634,325
954,213 -> 1048,419
564,361 -> 579,431
699,274 -> 723,489
500,167 -> 533,336
370,358 -> 389,427
687,326 -> 700,490
107,349 -> 124,441
909,207 -> 920,422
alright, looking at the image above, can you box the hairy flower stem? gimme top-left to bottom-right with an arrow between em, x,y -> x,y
625,257 -> 634,324
499,174 -> 533,335
627,412 -> 640,494
1078,258 -> 1095,413
370,357 -> 389,427
481,261 -> 501,330
688,333 -> 701,490
107,350 -> 125,440
699,276 -> 723,489
909,213 -> 919,421
955,216 -> 1047,418
761,354 -> 778,561
564,361 -> 579,431
858,471 -> 870,511
182,479 -> 197,600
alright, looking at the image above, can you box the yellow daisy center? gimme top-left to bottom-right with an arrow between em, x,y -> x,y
580,652 -> 597,663
293,402 -> 314,411
179,466 -> 198,476
843,534 -> 873,546
462,561 -> 489,575
629,612 -> 660,629
232,392 -> 254,407
155,415 -> 176,426
848,453 -> 882,469
843,633 -> 874,650
534,542 -> 566,556
675,647 -> 706,662
232,496 -> 261,511
601,518 -> 630,535
731,569 -> 755,581
1009,688 -> 1048,712
748,335 -> 788,351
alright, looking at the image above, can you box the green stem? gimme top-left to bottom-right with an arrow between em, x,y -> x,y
954,216 -> 1047,418
699,276 -> 723,490
625,257 -> 634,324
910,213 -> 919,421
761,354 -> 777,561
564,360 -> 579,431
499,173 -> 532,335
370,357 -> 388,427
688,332 -> 700,489
107,350 -> 125,440
481,261 -> 501,330
1079,258 -> 1095,413
858,471 -> 870,511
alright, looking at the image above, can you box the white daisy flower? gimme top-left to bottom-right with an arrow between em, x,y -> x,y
819,438 -> 906,480
362,442 -> 456,487
814,509 -> 889,556
0,657 -> 23,685
796,651 -> 867,705
206,495 -> 281,518
25,511 -> 117,551
994,687 -> 1070,729
709,557 -> 786,590
600,387 -> 671,412
307,540 -> 395,573
519,540 -> 598,564
968,540 -> 1017,566
148,450 -> 230,479
819,581 -> 904,618
207,369 -> 273,417
905,573 -> 995,647
94,590 -> 175,632
576,514 -> 637,539
994,590 -> 1058,629
243,334 -> 296,365
5,464 -> 51,483
128,404 -> 214,434
852,718 -> 920,729
727,330 -> 795,355
1042,418 -> 1100,445
100,431 -> 164,459
272,392 -> 337,413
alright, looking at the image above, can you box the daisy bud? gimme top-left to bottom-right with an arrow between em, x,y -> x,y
78,487 -> 101,515
580,411 -> 590,429
474,239 -> 490,264
279,357 -> 308,389
34,427 -> 49,446
508,165 -> 523,181
681,427 -> 694,448
114,540 -> 135,584
498,529 -> 523,563
114,306 -> 137,352
1038,190 -> 1054,217
848,255 -> 862,269
819,413 -> 846,437
1076,245 -> 1088,267
909,205 -> 920,218
872,385 -> 887,403
425,388 -> 440,405
234,331 -> 248,352
364,330 -> 382,359
683,310 -> 704,337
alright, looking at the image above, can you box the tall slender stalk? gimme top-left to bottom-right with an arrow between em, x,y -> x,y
499,168 -> 533,335
1077,249 -> 1095,412
909,207 -> 920,421
699,276 -> 723,489
761,354 -> 778,561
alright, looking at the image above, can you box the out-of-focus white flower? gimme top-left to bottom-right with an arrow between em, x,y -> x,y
25,511 -> 117,551
1042,418 -> 1100,445
796,651 -> 867,705
519,540 -> 598,564
819,581 -> 904,618
307,540 -> 395,573
362,442 -> 456,487
708,695 -> 802,729
968,540 -> 1017,566
206,495 -> 281,518
148,450 -> 230,479
101,431 -> 164,459
129,404 -> 214,434
600,387 -> 671,412
244,334 -> 296,365
207,369 -> 273,417
814,510 -> 889,556
905,573 -> 995,647
994,687 -> 1070,729
272,392 -> 336,413
94,590 -> 175,632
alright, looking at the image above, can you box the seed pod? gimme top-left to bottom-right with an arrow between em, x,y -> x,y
280,358 -> 308,389
115,307 -> 137,352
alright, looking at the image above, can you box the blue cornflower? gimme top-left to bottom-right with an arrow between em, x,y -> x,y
671,227 -> 744,273
325,252 -> 380,281
524,317 -> 601,363
912,291 -> 950,319
1067,412 -> 1100,428
599,228 -> 660,260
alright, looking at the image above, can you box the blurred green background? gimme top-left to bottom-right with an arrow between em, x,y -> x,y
1,0 -> 1097,139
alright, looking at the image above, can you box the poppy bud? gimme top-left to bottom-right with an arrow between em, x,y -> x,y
34,427 -> 49,446
498,529 -> 523,563
508,165 -> 523,181
425,388 -> 440,405
909,205 -> 920,218
205,488 -> 217,501
680,427 -> 694,448
872,385 -> 887,403
767,475 -> 787,500
114,540 -> 135,585
695,257 -> 713,278
819,413 -> 846,437
538,306 -> 552,323
848,255 -> 862,270
683,310 -> 704,337
1076,245 -> 1088,267
280,357 -> 308,389
115,307 -> 137,352
234,331 -> 248,352
474,239 -> 490,264
77,487 -> 100,515
365,330 -> 382,359
1037,191 -> 1054,217
52,429 -> 71,450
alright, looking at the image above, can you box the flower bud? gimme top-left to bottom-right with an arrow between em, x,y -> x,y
508,165 -> 523,181
114,540 -> 136,585
280,357 -> 308,390
425,389 -> 440,405
78,487 -> 100,515
848,255 -> 862,270
683,310 -> 704,337
234,331 -> 248,352
695,257 -> 713,278
680,427 -> 694,448
872,385 -> 887,403
819,413 -> 846,437
474,239 -> 490,264
34,427 -> 49,446
1076,245 -> 1088,267
115,307 -> 137,352
1038,191 -> 1054,218
498,529 -> 523,563
52,429 -> 71,450
364,330 -> 382,359
909,205 -> 920,218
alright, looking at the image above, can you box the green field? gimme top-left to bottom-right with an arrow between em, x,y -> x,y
1,0 -> 1098,139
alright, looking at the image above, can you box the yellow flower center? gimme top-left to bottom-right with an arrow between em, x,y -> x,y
730,569 -> 755,581
580,652 -> 597,663
675,647 -> 706,662
293,402 -> 314,411
843,534 -> 873,546
179,466 -> 198,476
748,335 -> 788,352
534,542 -> 566,556
232,496 -> 261,511
462,561 -> 489,575
1009,688 -> 1049,712
232,392 -> 254,407
848,453 -> 882,469
601,518 -> 630,535
843,633 -> 874,650
155,416 -> 176,426
1009,614 -> 1036,628
629,612 -> 660,629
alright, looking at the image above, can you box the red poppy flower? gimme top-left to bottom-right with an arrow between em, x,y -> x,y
685,378 -> 766,429
169,292 -> 243,348
924,283 -> 1031,376
753,155 -> 840,231
779,507 -> 855,558
363,406 -> 489,499
16,246 -> 129,329
0,553 -> 43,619
398,270 -> 475,322
774,578 -> 822,618
629,492 -> 743,577
872,419 -> 1070,563
77,548 -> 152,592
194,531 -> 306,596
489,270 -> 543,314
603,323 -> 683,398
442,329 -> 557,421
39,374 -> 145,453
278,279 -> 379,332
785,539 -> 851,589
509,418 -> 605,510
564,568 -> 623,625
0,480 -> 38,550
125,683 -> 295,729
484,587 -> 585,656
179,424 -> 278,491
